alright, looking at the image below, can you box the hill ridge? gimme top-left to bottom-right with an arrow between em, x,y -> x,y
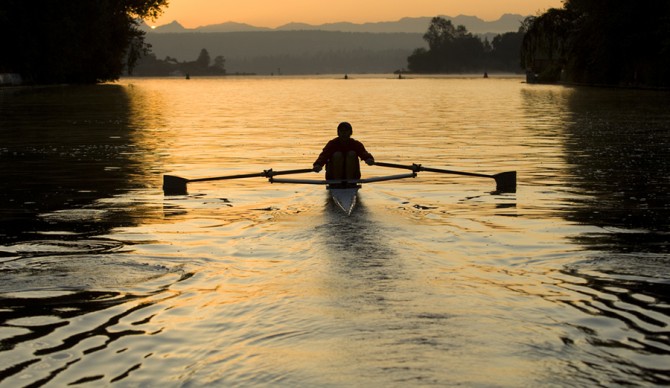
142,14 -> 526,34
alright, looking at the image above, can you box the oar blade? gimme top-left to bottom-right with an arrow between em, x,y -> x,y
163,175 -> 189,195
493,171 -> 516,193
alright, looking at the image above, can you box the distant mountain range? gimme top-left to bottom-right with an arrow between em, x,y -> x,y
142,14 -> 527,35
138,14 -> 528,75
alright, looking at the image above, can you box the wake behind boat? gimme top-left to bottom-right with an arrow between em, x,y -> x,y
163,162 -> 516,215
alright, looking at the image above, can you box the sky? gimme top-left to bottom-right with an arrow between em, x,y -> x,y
149,0 -> 564,28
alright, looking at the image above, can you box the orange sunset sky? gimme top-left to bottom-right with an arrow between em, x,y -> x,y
149,0 -> 565,28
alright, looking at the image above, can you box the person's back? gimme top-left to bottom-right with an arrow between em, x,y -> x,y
313,122 -> 374,180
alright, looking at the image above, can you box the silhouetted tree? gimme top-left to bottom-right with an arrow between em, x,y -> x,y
521,8 -> 573,83
131,53 -> 175,76
522,0 -> 670,87
0,0 -> 167,84
133,48 -> 226,76
489,31 -> 525,72
407,48 -> 436,73
423,17 -> 459,51
195,48 -> 211,68
407,17 -> 488,73
213,56 -> 226,73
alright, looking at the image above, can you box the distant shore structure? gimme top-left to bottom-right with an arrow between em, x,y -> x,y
0,73 -> 23,86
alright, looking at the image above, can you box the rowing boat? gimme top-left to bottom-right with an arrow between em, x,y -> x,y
329,185 -> 359,215
269,173 -> 416,215
163,162 -> 516,215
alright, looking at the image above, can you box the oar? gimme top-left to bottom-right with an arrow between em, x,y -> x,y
373,161 -> 516,193
163,168 -> 314,195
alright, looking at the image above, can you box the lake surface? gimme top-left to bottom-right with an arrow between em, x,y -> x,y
1,75 -> 669,386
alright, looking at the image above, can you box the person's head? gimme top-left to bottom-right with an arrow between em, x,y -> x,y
337,122 -> 353,140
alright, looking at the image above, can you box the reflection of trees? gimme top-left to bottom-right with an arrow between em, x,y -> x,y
0,85 -> 157,243
516,86 -> 670,385
561,88 -> 670,251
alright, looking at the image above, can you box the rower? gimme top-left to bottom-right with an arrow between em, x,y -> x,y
312,122 -> 374,181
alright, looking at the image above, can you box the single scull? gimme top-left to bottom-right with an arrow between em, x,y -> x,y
163,162 -> 516,215
269,173 -> 417,215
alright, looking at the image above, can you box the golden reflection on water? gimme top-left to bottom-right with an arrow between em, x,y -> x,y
123,77 -> 559,179
1,76 -> 668,386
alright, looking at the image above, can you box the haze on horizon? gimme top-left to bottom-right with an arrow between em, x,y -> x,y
149,0 -> 564,28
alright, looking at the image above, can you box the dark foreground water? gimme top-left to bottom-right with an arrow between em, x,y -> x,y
1,76 -> 669,386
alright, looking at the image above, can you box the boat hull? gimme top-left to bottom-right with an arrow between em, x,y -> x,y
328,186 -> 359,215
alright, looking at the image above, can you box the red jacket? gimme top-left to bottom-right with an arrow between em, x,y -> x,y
313,137 -> 373,167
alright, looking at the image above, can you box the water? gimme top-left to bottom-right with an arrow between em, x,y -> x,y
1,76 -> 669,386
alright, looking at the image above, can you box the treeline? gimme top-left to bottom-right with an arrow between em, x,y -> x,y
228,49 -> 412,75
143,31 -> 424,75
407,17 -> 525,73
522,0 -> 670,87
11,0 -> 667,86
0,0 -> 167,84
132,48 -> 226,76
